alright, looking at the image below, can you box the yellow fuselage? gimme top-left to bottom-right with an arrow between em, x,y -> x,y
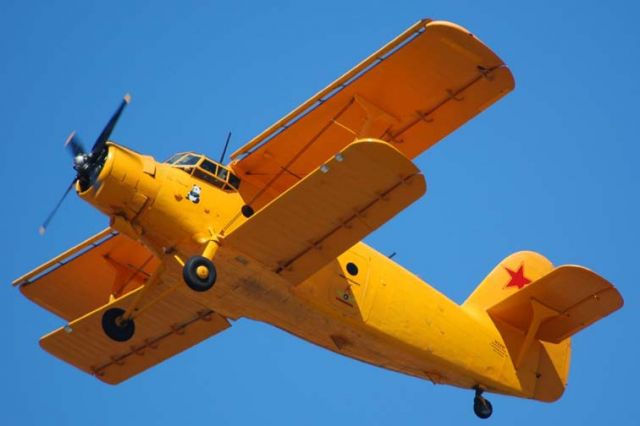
80,143 -> 536,399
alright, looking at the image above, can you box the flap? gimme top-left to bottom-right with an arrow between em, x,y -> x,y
15,229 -> 159,321
40,284 -> 231,385
230,20 -> 514,210
224,139 -> 425,284
487,266 -> 624,343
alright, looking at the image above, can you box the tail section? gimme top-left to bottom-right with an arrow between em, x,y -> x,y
463,251 -> 554,312
464,251 -> 623,402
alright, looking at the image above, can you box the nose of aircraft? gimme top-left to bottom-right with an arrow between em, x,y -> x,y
78,143 -> 159,222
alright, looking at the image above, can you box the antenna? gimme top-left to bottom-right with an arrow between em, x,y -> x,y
219,131 -> 232,163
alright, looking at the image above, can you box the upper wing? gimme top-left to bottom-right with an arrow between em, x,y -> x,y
230,19 -> 514,210
224,139 -> 425,284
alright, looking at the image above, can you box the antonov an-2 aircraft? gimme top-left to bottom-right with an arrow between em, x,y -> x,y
14,19 -> 623,419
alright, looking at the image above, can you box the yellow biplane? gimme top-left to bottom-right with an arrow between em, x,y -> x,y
13,19 -> 623,419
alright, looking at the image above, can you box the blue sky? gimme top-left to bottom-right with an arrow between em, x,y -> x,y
2,1 -> 638,424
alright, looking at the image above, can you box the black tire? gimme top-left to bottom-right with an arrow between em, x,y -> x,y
241,205 -> 254,218
183,255 -> 217,292
473,396 -> 493,419
102,307 -> 135,342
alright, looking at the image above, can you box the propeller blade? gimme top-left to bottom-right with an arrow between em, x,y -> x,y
39,179 -> 76,235
64,130 -> 86,158
90,93 -> 131,155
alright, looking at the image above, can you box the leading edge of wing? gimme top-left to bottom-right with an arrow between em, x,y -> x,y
230,19 -> 514,161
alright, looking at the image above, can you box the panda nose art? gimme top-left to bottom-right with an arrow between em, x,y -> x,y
187,185 -> 201,203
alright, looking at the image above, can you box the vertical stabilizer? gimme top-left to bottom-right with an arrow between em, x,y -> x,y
462,251 -> 553,312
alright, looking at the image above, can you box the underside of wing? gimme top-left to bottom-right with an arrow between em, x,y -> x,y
40,283 -> 230,385
230,19 -> 514,210
224,139 -> 426,284
16,230 -> 231,384
15,229 -> 159,321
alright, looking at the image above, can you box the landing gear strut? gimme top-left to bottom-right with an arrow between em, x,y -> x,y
473,387 -> 493,419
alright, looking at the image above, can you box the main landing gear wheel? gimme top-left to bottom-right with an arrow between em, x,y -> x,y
183,255 -> 217,292
473,388 -> 493,419
101,307 -> 135,342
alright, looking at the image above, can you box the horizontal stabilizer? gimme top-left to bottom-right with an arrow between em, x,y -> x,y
40,286 -> 230,384
224,139 -> 425,285
487,265 -> 623,343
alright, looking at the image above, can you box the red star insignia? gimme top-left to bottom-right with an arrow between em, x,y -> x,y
505,265 -> 531,289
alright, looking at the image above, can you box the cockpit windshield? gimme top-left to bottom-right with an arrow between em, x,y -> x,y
174,154 -> 200,166
164,153 -> 184,164
164,152 -> 241,192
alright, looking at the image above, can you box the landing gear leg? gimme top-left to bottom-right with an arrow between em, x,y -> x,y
101,258 -> 166,342
473,386 -> 493,419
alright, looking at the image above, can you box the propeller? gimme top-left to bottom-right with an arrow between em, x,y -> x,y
39,94 -> 131,235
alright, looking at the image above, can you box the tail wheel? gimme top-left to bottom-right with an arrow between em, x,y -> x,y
101,307 -> 135,342
473,395 -> 493,419
183,255 -> 217,292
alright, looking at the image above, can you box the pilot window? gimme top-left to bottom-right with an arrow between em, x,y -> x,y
194,169 -> 224,188
200,159 -> 218,175
228,173 -> 241,189
216,167 -> 229,181
164,153 -> 184,164
174,154 -> 200,166
168,152 -> 241,192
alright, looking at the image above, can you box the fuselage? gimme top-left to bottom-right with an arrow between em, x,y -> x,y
79,143 -> 532,399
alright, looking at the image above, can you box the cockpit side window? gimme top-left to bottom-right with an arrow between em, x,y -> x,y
200,160 -> 218,175
170,153 -> 241,192
228,173 -> 241,189
194,169 -> 224,188
216,167 -> 229,181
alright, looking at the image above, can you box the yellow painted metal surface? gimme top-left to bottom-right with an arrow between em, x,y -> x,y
18,231 -> 159,321
463,251 -> 555,315
230,20 -> 514,210
12,227 -> 114,287
487,265 -> 624,343
224,139 -> 426,284
40,270 -> 230,385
